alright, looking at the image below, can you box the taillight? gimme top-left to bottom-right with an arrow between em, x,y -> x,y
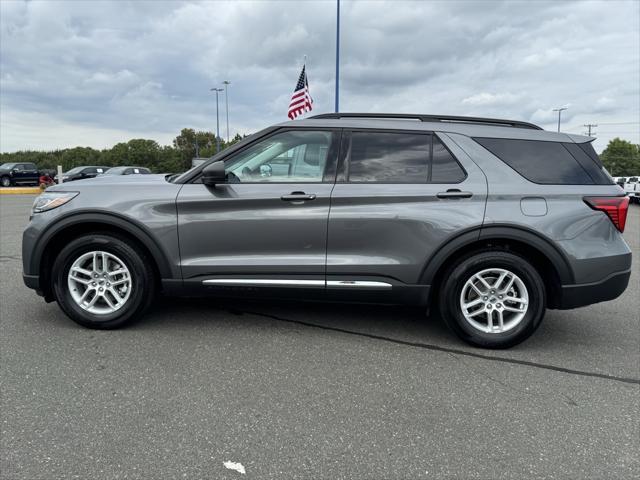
584,196 -> 630,232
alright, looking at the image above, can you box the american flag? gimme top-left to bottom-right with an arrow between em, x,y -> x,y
287,65 -> 313,120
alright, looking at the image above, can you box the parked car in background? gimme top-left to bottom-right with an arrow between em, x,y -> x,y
622,176 -> 639,203
59,166 -> 110,182
99,166 -> 151,176
0,162 -> 40,187
614,176 -> 627,186
22,113 -> 631,349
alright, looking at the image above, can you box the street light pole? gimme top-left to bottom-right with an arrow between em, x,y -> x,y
335,0 -> 340,113
222,80 -> 231,142
210,88 -> 223,153
222,80 -> 231,144
552,106 -> 568,132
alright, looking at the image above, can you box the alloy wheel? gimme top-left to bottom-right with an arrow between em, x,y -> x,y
67,250 -> 132,315
459,268 -> 529,334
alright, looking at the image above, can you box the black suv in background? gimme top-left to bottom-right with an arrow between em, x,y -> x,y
0,162 -> 39,187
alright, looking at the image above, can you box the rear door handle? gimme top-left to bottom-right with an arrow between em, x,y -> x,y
281,192 -> 317,202
437,189 -> 473,199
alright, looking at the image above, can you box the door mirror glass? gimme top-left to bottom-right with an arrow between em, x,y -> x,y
202,161 -> 226,185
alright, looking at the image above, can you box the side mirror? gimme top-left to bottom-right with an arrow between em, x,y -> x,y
202,161 -> 226,186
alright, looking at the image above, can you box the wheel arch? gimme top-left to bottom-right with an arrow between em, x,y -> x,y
35,212 -> 176,300
421,225 -> 575,309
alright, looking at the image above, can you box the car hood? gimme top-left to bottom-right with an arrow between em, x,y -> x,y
48,174 -> 171,190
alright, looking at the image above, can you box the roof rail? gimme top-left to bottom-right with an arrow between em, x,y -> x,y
307,113 -> 543,130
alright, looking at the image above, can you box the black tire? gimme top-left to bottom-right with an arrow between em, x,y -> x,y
439,250 -> 546,349
51,233 -> 155,329
0,176 -> 12,187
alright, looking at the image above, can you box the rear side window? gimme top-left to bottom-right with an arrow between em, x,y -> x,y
562,143 -> 612,185
474,138 -> 603,185
432,138 -> 466,183
348,132 -> 465,183
349,132 -> 430,182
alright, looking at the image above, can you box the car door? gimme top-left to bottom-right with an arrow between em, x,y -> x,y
176,128 -> 340,289
21,163 -> 39,184
326,129 -> 487,303
11,164 -> 26,184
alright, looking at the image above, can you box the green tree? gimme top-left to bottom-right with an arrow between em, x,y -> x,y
0,127 -> 249,175
600,138 -> 640,176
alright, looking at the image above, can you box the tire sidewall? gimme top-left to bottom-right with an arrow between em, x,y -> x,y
442,252 -> 546,348
52,234 -> 150,329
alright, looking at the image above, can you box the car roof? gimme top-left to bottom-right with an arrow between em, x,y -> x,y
275,114 -> 592,144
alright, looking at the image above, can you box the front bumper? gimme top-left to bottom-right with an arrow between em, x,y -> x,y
557,268 -> 632,309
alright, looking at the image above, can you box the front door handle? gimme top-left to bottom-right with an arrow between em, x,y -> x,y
437,189 -> 473,199
281,191 -> 317,202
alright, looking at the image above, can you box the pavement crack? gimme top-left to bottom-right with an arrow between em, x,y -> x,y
236,309 -> 640,386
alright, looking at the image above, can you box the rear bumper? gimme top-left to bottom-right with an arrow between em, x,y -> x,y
557,269 -> 631,309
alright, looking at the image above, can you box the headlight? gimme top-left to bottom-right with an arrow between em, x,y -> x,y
32,192 -> 78,214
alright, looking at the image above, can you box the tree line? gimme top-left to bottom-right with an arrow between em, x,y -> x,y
0,128 -> 246,174
599,138 -> 640,176
1,130 -> 638,177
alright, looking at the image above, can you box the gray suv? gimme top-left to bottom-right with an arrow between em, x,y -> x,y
22,113 -> 632,348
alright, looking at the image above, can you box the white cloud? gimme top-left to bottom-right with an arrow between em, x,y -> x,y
462,93 -> 523,107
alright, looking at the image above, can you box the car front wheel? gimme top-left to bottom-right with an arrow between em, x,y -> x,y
52,233 -> 155,329
1,176 -> 12,187
439,251 -> 546,349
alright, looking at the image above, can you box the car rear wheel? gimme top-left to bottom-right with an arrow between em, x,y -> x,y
52,233 -> 155,329
439,251 -> 545,348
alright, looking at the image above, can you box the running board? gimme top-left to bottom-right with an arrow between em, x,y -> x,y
202,279 -> 392,289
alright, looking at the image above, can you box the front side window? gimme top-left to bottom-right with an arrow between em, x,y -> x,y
348,132 -> 430,182
225,130 -> 334,183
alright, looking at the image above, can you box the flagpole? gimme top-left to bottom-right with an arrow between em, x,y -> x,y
335,0 -> 340,113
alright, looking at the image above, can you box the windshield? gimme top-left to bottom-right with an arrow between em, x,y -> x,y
0,163 -> 16,169
103,167 -> 126,175
65,167 -> 85,175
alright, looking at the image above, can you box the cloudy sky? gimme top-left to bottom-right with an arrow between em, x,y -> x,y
1,0 -> 638,153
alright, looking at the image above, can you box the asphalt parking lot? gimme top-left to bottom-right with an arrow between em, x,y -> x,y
1,195 -> 638,480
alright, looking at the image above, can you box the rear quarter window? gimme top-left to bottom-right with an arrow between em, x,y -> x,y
473,137 -> 609,185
